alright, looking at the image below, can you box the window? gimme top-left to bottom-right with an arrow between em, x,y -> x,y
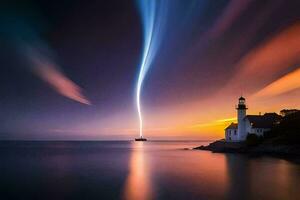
234,130 -> 237,135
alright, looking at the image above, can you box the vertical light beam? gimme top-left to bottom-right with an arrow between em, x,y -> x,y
136,0 -> 167,138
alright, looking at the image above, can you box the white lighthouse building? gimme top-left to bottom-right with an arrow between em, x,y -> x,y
236,96 -> 247,141
225,96 -> 281,142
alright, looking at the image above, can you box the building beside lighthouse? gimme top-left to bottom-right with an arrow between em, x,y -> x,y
225,97 -> 281,142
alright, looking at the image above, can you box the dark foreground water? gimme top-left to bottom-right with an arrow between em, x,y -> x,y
1,141 -> 300,200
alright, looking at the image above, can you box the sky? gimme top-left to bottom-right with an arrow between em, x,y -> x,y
0,0 -> 299,140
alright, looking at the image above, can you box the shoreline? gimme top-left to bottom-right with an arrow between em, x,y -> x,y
194,140 -> 300,159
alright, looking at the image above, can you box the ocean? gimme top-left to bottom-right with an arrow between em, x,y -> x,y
0,141 -> 300,200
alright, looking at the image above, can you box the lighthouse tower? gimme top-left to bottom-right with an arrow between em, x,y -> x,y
236,96 -> 247,141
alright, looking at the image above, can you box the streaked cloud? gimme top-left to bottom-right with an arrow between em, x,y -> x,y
239,23 -> 300,77
208,0 -> 252,39
224,23 -> 300,93
191,117 -> 236,128
27,46 -> 91,105
253,67 -> 300,99
216,117 -> 237,123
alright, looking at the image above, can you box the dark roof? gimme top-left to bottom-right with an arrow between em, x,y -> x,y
239,96 -> 245,100
225,123 -> 238,130
245,113 -> 281,128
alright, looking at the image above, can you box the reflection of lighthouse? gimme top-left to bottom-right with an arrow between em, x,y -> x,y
236,96 -> 247,141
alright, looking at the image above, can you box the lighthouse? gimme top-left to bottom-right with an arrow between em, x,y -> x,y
225,96 -> 281,142
236,96 -> 247,141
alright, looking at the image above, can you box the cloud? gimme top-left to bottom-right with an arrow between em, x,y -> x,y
191,117 -> 236,128
223,23 -> 300,94
253,67 -> 300,99
26,46 -> 91,105
0,9 -> 91,105
208,0 -> 253,39
239,23 -> 300,81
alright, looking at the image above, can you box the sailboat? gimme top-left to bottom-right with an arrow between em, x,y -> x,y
135,136 -> 147,141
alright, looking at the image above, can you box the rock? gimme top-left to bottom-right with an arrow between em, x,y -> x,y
194,140 -> 300,157
193,140 -> 246,153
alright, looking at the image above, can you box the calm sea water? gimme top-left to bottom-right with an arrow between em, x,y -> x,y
0,141 -> 300,200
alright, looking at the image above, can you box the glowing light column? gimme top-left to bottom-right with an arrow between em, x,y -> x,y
136,0 -> 166,139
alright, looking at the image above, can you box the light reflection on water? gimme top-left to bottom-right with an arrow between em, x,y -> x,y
123,142 -> 152,200
0,141 -> 300,200
121,141 -> 300,200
